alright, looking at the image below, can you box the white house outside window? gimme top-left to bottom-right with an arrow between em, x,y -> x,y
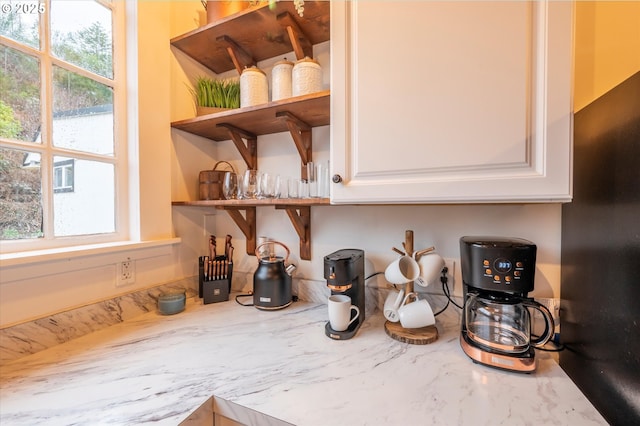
0,0 -> 129,252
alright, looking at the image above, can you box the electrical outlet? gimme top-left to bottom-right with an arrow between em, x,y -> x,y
203,214 -> 216,236
117,258 -> 135,286
443,258 -> 455,294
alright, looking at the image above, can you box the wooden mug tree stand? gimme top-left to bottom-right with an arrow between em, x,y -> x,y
384,230 -> 439,345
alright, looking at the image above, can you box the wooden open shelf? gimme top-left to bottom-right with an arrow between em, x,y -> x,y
170,1 -> 330,74
170,2 -> 331,262
170,91 -> 330,142
172,198 -> 329,260
171,198 -> 329,207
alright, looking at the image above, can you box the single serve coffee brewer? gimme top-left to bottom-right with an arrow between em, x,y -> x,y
324,249 -> 365,340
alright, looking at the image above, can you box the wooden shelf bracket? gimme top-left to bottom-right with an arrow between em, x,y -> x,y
276,205 -> 311,260
276,111 -> 312,180
218,123 -> 258,170
277,12 -> 313,60
216,35 -> 256,74
218,206 -> 257,255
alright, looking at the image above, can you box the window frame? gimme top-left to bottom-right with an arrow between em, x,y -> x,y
0,0 -> 133,254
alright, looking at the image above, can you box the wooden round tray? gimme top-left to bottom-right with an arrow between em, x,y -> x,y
384,320 -> 438,345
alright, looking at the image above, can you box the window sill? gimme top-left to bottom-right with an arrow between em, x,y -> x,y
0,238 -> 181,269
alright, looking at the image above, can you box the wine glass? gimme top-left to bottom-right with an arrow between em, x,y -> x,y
222,172 -> 237,200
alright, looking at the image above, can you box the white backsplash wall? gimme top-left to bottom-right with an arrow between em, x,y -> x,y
211,197 -> 562,300
208,129 -> 562,301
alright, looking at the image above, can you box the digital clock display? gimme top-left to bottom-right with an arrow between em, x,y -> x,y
494,259 -> 512,273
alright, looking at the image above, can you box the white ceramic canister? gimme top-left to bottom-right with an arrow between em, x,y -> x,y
240,66 -> 268,107
292,57 -> 323,97
271,59 -> 294,101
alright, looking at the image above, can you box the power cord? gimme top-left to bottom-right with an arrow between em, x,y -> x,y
441,267 -> 463,310
234,291 -> 299,307
365,271 -> 403,290
531,333 -> 566,352
235,292 -> 254,306
433,267 -> 464,316
365,271 -> 385,281
535,342 -> 566,352
366,267 -> 462,316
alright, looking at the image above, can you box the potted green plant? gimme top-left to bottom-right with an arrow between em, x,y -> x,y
191,76 -> 240,115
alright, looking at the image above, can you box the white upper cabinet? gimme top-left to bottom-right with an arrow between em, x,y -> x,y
330,1 -> 573,203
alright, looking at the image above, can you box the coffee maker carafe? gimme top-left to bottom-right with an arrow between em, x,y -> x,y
459,237 -> 554,373
324,249 -> 365,340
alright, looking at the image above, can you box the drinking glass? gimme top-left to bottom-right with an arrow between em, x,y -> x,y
258,172 -> 269,199
242,170 -> 260,199
316,162 -> 329,198
270,174 -> 281,198
298,179 -> 310,198
306,162 -> 318,197
258,173 -> 282,199
256,172 -> 267,199
287,177 -> 298,198
236,175 -> 244,199
222,172 -> 238,199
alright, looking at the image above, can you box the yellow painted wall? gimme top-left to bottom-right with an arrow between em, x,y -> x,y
137,1 -> 173,240
574,1 -> 640,112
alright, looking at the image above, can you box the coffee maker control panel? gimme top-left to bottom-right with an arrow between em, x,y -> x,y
483,258 -> 528,284
460,237 -> 536,294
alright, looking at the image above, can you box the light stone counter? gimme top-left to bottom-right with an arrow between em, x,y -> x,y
0,296 -> 606,425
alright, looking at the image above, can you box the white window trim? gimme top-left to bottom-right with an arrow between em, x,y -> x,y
0,0 -> 137,254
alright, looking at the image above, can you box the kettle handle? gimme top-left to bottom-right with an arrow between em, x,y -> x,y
255,241 -> 290,262
521,299 -> 555,348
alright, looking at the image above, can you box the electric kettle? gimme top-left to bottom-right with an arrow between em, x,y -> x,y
253,241 -> 296,310
464,292 -> 555,354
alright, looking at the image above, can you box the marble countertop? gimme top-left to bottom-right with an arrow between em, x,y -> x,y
0,295 -> 606,425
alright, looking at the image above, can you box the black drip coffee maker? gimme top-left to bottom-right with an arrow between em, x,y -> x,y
459,237 -> 555,373
324,249 -> 365,340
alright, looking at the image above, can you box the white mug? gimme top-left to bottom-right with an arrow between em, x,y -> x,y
328,295 -> 360,332
398,294 -> 436,329
384,255 -> 420,284
415,253 -> 445,288
383,289 -> 405,322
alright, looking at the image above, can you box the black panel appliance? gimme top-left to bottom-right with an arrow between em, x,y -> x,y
560,71 -> 640,424
324,249 -> 365,340
459,237 -> 554,373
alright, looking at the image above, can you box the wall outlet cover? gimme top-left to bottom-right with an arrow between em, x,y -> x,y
117,259 -> 136,286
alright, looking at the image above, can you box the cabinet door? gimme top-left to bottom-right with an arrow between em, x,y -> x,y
330,1 -> 573,203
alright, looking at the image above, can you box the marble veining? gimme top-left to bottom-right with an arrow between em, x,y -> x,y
0,292 -> 606,426
0,277 -> 198,363
0,271 -> 335,364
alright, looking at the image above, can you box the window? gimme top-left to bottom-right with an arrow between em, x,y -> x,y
0,0 -> 130,251
53,158 -> 74,193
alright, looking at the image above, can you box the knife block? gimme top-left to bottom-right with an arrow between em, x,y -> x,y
198,256 -> 233,304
